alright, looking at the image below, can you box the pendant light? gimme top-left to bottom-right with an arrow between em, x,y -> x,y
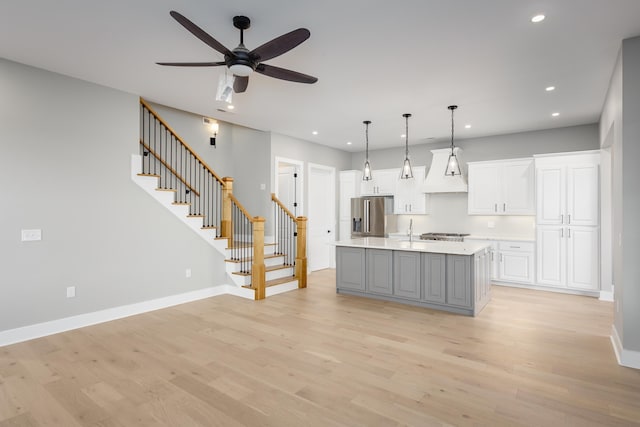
362,120 -> 372,181
400,113 -> 413,179
445,105 -> 462,176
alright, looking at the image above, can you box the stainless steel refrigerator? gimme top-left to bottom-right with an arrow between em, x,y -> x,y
351,196 -> 397,238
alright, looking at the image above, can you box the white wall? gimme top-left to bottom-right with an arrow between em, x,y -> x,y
0,59 -> 227,332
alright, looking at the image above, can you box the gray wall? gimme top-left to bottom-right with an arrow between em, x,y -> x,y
147,102 -> 271,220
350,123 -> 599,170
0,59 -> 227,332
620,37 -> 640,351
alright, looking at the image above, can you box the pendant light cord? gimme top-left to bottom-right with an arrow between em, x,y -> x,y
405,115 -> 409,157
450,107 -> 455,152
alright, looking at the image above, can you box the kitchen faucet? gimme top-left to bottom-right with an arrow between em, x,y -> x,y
408,218 -> 413,242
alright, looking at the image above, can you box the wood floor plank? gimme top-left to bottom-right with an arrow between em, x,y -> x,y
1,269 -> 639,426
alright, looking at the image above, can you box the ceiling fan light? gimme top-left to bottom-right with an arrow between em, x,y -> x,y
229,63 -> 253,77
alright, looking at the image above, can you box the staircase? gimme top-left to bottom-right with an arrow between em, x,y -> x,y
131,99 -> 306,300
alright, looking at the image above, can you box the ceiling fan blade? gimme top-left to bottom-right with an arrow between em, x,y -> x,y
169,11 -> 233,57
234,76 -> 249,93
250,28 -> 310,62
156,61 -> 226,67
255,64 -> 318,84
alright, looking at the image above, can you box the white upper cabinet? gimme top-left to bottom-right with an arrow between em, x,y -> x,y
535,152 -> 599,226
394,166 -> 429,214
339,170 -> 360,220
360,168 -> 397,195
468,158 -> 535,215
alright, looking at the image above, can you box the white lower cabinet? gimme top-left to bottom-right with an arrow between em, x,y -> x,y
537,225 -> 599,291
497,241 -> 535,284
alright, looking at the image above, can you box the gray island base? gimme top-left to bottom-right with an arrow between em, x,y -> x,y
336,238 -> 492,316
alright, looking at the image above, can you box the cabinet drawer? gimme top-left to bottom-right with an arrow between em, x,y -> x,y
498,241 -> 534,252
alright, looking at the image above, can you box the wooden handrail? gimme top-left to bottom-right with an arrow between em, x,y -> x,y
140,98 -> 224,185
271,193 -> 297,222
228,193 -> 255,223
139,140 -> 200,197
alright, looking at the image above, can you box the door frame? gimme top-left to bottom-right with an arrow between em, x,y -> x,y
274,156 -> 304,217
308,162 -> 336,270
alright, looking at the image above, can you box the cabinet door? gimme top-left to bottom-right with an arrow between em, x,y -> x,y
566,226 -> 599,290
336,247 -> 365,291
394,166 -> 427,214
567,164 -> 599,226
393,251 -> 421,299
339,171 -> 358,220
536,226 -> 565,287
536,165 -> 565,225
498,251 -> 534,284
376,169 -> 398,195
446,255 -> 472,308
422,253 -> 446,303
503,160 -> 535,214
366,249 -> 393,295
468,163 -> 501,214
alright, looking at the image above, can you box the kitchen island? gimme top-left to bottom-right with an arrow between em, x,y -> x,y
335,237 -> 492,316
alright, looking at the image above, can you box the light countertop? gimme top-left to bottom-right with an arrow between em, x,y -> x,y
335,237 -> 491,256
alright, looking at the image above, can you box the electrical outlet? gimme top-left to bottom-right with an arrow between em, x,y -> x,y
21,229 -> 42,241
66,286 -> 76,298
185,268 -> 192,278
487,221 -> 495,229
260,183 -> 266,190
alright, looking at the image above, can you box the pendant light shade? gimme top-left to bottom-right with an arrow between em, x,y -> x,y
445,105 -> 462,176
362,120 -> 373,181
400,113 -> 413,179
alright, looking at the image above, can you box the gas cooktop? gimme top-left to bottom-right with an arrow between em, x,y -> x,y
419,232 -> 470,242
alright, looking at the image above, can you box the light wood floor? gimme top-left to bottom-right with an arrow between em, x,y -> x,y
1,270 -> 639,426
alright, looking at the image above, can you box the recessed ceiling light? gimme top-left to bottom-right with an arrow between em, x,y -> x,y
400,134 -> 406,138
545,86 -> 555,92
465,124 -> 472,129
312,131 -> 318,135
531,14 -> 545,23
552,112 -> 560,117
227,105 -> 235,109
347,141 -> 352,145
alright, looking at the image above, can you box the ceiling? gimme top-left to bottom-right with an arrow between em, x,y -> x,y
2,1 -> 640,152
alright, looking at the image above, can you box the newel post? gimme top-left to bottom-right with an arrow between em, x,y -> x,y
295,216 -> 308,288
221,177 -> 234,242
252,217 -> 266,300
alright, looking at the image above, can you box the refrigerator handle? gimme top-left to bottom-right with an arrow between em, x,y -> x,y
364,199 -> 370,233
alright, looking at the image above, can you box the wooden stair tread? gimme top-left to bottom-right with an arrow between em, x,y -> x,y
232,271 -> 251,277
137,173 -> 160,178
201,226 -> 217,230
172,202 -> 191,206
156,188 -> 177,192
266,276 -> 297,287
266,264 -> 294,272
187,214 -> 204,218
242,276 -> 296,290
225,254 -> 283,263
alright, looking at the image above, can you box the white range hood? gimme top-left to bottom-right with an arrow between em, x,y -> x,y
423,147 -> 468,193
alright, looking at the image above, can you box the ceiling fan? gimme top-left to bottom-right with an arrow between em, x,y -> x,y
157,11 -> 318,93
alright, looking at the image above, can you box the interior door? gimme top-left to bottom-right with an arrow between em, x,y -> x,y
308,163 -> 336,271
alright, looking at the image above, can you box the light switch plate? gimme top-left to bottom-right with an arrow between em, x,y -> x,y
185,268 -> 192,278
487,221 -> 495,229
66,286 -> 76,298
21,229 -> 42,241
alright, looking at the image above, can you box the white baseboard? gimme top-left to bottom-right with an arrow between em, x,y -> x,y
599,290 -> 614,302
266,280 -> 299,297
611,325 -> 640,369
0,284 -> 254,348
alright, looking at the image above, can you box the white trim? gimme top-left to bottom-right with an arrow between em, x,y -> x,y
599,289 -> 614,301
266,280 -> 299,297
611,325 -> 640,369
0,284 -> 254,348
